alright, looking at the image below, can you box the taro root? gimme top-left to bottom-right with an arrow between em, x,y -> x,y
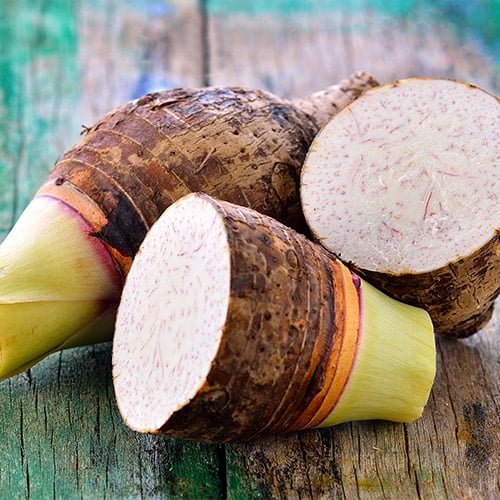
0,72 -> 379,380
112,193 -> 435,443
300,78 -> 499,337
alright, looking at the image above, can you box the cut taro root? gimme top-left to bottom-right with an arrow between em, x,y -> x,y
300,78 -> 499,337
112,193 -> 435,443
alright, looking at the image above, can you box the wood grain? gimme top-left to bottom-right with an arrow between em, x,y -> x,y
0,1 -> 498,498
206,3 -> 499,97
207,3 -> 499,499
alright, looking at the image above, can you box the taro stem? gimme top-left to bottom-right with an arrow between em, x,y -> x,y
0,196 -> 121,380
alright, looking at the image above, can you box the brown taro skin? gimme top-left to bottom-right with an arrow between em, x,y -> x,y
38,87 -> 315,275
158,198 -> 350,443
35,73 -> 378,279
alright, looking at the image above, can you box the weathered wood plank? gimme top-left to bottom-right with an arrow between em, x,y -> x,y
1,344 -> 225,498
0,1 -> 226,498
206,2 -> 499,498
0,0 -> 81,237
0,0 -> 205,236
76,0 -> 205,125
206,1 -> 499,95
223,320 -> 499,499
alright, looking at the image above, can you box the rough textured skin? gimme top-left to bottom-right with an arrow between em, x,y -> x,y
158,196 -> 357,443
354,232 -> 500,338
36,73 -> 378,278
293,71 -> 379,128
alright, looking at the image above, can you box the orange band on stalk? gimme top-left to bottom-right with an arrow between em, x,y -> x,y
311,263 -> 360,427
36,180 -> 109,229
35,180 -> 132,276
292,260 -> 361,430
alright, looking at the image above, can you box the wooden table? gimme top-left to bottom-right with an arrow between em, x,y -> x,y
0,1 -> 498,498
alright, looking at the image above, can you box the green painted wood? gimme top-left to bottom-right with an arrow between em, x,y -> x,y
0,0 -> 80,239
0,0 -> 498,498
1,344 -> 225,498
207,0 -> 499,96
0,2 -> 224,498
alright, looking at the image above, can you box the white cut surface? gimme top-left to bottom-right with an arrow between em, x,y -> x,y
112,194 -> 231,432
301,79 -> 499,273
